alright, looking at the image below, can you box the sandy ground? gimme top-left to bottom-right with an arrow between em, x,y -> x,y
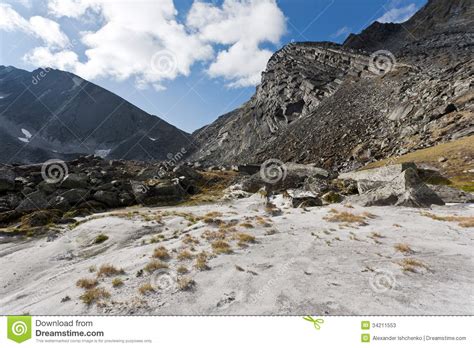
0,194 -> 473,315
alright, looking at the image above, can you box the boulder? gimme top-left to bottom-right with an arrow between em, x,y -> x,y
321,191 -> 343,204
237,164 -> 261,175
347,168 -> 445,207
339,163 -> 416,182
16,191 -> 49,213
131,180 -> 185,205
303,177 -> 331,194
173,164 -> 203,181
0,167 -> 16,192
93,190 -> 120,207
61,173 -> 89,189
0,193 -> 22,212
61,189 -> 89,204
427,185 -> 474,203
287,190 -> 323,208
284,163 -> 330,179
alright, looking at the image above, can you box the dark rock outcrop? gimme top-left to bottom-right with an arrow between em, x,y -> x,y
189,0 -> 473,173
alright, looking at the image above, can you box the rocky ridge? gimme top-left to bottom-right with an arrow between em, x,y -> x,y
190,0 -> 473,172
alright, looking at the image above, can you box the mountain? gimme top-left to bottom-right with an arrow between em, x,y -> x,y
344,0 -> 474,52
190,0 -> 473,171
0,66 -> 192,164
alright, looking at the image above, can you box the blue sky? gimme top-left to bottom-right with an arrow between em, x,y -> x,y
0,0 -> 426,132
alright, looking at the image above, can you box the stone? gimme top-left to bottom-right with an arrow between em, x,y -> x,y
16,191 -> 49,213
387,104 -> 413,121
93,190 -> 120,207
284,163 -> 330,179
61,173 -> 89,189
0,167 -> 15,192
57,189 -> 89,205
427,185 -> 474,203
339,163 -> 417,182
287,190 -> 323,208
347,168 -> 445,207
237,164 -> 261,175
321,191 -> 343,204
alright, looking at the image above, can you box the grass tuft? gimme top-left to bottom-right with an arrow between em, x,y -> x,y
144,260 -> 168,273
152,246 -> 171,260
76,277 -> 98,289
80,287 -> 110,305
97,264 -> 124,277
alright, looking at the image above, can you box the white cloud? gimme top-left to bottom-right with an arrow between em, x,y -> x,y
29,16 -> 70,47
24,46 -> 79,70
188,0 -> 286,87
330,26 -> 351,39
377,3 -> 418,23
3,0 -> 287,89
0,3 -> 70,48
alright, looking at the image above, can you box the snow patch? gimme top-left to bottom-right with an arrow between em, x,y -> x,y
18,128 -> 33,143
95,149 -> 111,158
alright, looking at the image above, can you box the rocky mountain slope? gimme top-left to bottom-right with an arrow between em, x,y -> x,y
0,66 -> 192,164
190,0 -> 473,172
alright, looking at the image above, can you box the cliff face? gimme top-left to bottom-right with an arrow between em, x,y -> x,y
190,0 -> 473,171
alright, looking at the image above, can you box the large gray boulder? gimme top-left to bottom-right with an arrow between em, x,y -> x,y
61,173 -> 89,189
287,189 -> 323,208
347,168 -> 445,207
427,185 -> 474,203
131,180 -> 185,206
93,190 -> 120,207
339,163 -> 416,182
56,189 -> 89,205
16,191 -> 49,213
284,163 -> 330,179
0,167 -> 16,192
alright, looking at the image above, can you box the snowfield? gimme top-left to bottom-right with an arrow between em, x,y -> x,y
1,194 -> 472,315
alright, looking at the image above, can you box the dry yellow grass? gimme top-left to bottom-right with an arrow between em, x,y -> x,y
177,250 -> 194,260
138,283 -> 155,295
398,258 -> 428,273
80,287 -> 110,305
394,243 -> 413,254
195,252 -> 210,271
182,235 -> 199,245
236,233 -> 256,243
144,260 -> 169,273
76,277 -> 98,289
97,264 -> 124,277
112,278 -> 124,287
152,246 -> 171,260
421,212 -> 474,228
177,277 -> 195,291
240,222 -> 254,229
201,229 -> 226,241
211,240 -> 232,254
324,210 -> 369,225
